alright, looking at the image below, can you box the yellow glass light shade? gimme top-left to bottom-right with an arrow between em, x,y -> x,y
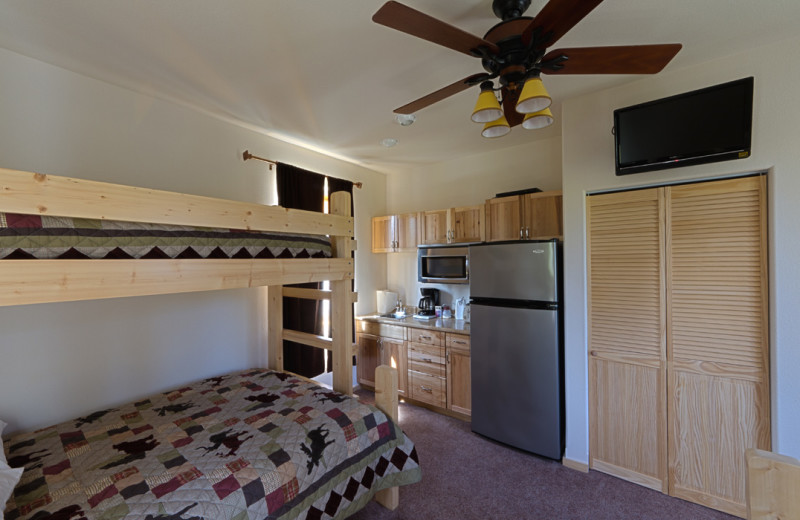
472,89 -> 504,123
516,77 -> 552,114
522,107 -> 554,129
481,115 -> 511,138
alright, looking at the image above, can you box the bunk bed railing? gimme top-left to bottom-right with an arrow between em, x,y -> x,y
0,168 -> 355,306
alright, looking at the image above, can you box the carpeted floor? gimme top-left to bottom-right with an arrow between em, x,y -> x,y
350,390 -> 739,520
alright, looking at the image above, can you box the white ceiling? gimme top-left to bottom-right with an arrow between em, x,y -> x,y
0,0 -> 798,175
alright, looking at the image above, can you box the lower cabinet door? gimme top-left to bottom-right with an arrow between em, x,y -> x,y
380,337 -> 408,397
356,333 -> 380,388
447,348 -> 471,416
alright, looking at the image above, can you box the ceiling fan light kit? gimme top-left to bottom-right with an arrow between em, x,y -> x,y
516,76 -> 552,114
471,81 -> 504,123
522,106 -> 554,129
482,115 -> 512,138
373,0 -> 681,139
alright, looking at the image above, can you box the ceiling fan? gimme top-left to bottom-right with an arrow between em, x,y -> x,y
372,0 -> 682,137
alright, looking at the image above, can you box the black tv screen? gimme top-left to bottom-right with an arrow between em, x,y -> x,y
614,77 -> 753,175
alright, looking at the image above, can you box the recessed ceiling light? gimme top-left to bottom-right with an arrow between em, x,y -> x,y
395,114 -> 416,126
381,138 -> 398,148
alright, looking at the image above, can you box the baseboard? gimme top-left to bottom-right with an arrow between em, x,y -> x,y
562,457 -> 589,473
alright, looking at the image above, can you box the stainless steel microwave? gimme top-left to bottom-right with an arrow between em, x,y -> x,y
418,246 -> 469,284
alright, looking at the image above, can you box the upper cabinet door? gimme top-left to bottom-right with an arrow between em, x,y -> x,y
523,191 -> 563,239
395,212 -> 419,252
371,215 -> 397,253
420,209 -> 449,245
484,195 -> 521,242
450,205 -> 484,243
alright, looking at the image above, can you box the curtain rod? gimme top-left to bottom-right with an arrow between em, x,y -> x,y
242,150 -> 362,189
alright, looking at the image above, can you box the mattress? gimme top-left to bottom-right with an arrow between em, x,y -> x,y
2,369 -> 420,519
0,213 -> 332,260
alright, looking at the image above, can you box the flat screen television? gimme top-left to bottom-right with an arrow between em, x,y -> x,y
614,77 -> 753,175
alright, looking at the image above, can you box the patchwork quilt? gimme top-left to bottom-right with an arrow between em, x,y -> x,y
0,213 -> 332,260
2,369 -> 420,520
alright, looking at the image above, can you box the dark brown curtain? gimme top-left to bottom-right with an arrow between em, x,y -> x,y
277,162 -> 326,378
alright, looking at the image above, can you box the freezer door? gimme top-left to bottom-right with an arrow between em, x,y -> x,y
469,241 -> 558,302
470,302 -> 563,459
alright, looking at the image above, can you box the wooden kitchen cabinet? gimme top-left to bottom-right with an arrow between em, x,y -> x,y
485,190 -> 562,242
522,191 -> 562,239
356,321 -> 408,394
446,333 -> 471,416
419,205 -> 485,245
380,336 -> 408,397
407,329 -> 446,408
419,209 -> 448,245
356,333 -> 381,388
371,212 -> 418,252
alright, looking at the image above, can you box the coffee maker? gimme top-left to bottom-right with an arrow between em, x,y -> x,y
418,288 -> 440,317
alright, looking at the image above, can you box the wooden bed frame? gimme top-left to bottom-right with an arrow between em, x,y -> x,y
0,166 -> 400,511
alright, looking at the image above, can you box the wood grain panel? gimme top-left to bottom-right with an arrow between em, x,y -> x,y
587,187 -> 667,492
590,358 -> 665,490
667,176 -> 769,516
669,371 -> 768,516
746,448 -> 800,520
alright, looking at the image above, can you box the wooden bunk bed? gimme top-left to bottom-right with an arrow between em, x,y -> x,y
0,167 -> 418,519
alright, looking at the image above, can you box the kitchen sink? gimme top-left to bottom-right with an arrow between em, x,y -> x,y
378,312 -> 408,320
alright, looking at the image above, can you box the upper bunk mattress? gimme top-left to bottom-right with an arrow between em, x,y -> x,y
2,369 -> 420,520
0,213 -> 332,260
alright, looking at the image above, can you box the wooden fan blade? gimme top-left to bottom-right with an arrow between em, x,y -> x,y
540,44 -> 682,74
394,74 -> 489,114
522,0 -> 604,49
373,1 -> 499,57
502,87 -> 524,127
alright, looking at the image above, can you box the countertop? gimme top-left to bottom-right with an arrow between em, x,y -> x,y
356,313 -> 470,335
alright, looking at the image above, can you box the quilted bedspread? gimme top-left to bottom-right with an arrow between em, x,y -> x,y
2,369 -> 420,520
0,213 -> 331,260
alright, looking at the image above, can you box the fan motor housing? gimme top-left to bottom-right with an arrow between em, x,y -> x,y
481,18 -> 543,88
492,0 -> 532,20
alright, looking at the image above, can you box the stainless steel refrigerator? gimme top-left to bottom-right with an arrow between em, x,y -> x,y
468,240 -> 564,459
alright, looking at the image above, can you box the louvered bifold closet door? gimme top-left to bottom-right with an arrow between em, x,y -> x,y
588,188 -> 668,492
666,176 -> 769,517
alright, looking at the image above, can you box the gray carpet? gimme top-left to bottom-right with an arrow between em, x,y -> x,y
350,390 -> 738,520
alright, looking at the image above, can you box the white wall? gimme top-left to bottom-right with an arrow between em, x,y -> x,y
561,35 -> 800,463
0,47 -> 386,434
384,137 -> 563,308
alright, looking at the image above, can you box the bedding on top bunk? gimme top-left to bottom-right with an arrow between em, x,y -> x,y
0,213 -> 332,260
2,369 -> 420,520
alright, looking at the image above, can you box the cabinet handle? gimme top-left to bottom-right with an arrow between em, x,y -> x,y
525,227 -> 530,239
446,352 -> 451,363
420,385 -> 433,393
422,357 -> 433,363
420,335 -> 431,340
453,340 -> 467,345
519,227 -> 524,239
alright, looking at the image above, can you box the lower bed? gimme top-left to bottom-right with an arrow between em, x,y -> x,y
2,369 -> 420,519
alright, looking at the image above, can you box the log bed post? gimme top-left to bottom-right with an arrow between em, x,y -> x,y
374,365 -> 400,510
329,191 -> 354,396
267,285 -> 284,372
